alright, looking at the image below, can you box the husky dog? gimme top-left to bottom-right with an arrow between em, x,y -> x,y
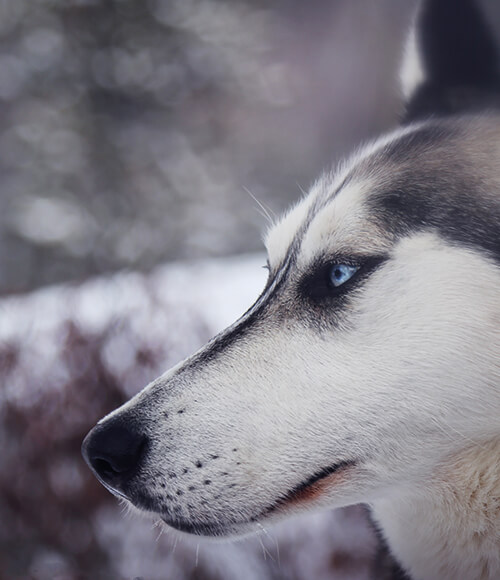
83,0 -> 500,578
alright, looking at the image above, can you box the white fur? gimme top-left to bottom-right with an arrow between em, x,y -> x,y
372,440 -> 500,580
297,177 -> 387,266
264,188 -> 315,270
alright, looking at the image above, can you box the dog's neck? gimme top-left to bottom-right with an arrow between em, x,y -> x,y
371,440 -> 500,580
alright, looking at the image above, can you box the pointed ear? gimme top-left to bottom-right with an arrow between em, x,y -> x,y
400,0 -> 500,123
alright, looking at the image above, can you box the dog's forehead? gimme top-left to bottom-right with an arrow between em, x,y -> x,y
265,115 -> 500,270
264,191 -> 317,270
265,124 -> 424,269
296,177 -> 391,267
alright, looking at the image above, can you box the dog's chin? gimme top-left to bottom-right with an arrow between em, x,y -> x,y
159,459 -> 358,539
160,515 -> 253,538
159,509 -> 286,540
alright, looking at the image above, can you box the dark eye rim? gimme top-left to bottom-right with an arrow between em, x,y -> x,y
300,254 -> 388,303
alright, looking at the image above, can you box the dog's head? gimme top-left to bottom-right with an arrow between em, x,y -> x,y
83,0 -> 500,537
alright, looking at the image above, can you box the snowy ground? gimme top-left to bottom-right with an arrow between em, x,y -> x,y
0,254 -> 381,579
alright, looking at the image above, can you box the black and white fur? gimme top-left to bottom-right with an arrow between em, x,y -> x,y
83,1 -> 500,578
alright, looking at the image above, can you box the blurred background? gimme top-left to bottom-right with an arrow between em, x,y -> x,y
0,0 -> 413,294
0,0 -> 417,578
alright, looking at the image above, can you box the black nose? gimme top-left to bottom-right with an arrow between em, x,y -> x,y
82,416 -> 147,492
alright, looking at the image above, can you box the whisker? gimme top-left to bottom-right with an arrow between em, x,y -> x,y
296,181 -> 308,196
153,520 -> 165,543
172,533 -> 179,554
256,528 -> 276,563
436,416 -> 489,451
243,186 -> 275,225
256,522 -> 280,568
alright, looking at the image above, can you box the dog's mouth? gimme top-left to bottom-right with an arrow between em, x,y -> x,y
160,459 -> 357,537
265,459 -> 356,514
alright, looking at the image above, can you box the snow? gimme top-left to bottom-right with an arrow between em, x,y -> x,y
0,253 -> 266,349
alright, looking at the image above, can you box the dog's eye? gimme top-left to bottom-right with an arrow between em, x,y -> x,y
329,264 -> 358,287
301,256 -> 385,304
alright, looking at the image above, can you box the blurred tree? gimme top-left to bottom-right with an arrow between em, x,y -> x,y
0,0 -> 410,295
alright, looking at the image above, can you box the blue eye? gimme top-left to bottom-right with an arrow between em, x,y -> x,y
329,264 -> 358,287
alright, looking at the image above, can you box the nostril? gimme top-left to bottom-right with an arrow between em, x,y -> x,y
92,457 -> 121,479
82,418 -> 148,488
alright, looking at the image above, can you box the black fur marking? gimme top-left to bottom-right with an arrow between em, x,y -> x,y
420,0 -> 498,85
370,175 -> 500,265
381,123 -> 456,165
357,118 -> 500,264
404,0 -> 500,122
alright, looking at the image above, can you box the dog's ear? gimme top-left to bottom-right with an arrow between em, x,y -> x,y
400,0 -> 500,123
